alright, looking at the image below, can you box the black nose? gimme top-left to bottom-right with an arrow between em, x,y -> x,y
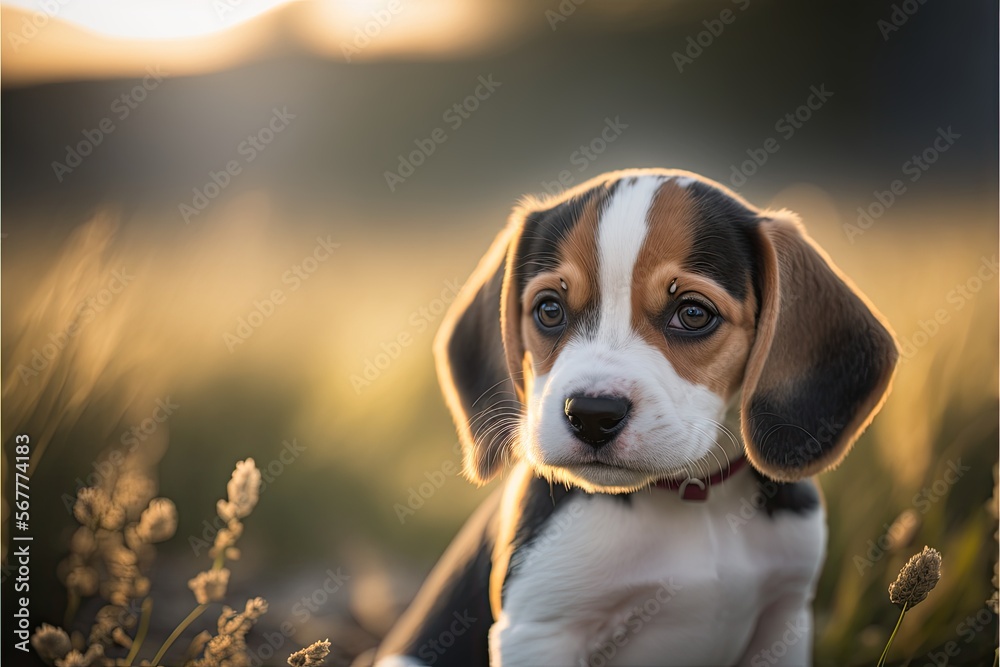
564,395 -> 631,448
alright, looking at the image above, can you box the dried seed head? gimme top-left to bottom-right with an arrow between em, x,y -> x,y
287,639 -> 331,667
217,605 -> 247,636
188,568 -> 231,605
73,488 -> 110,528
95,528 -> 124,557
202,632 -> 241,663
134,576 -> 151,598
217,499 -> 237,523
106,546 -> 137,569
187,630 -> 212,659
111,627 -> 132,649
66,567 -> 99,597
112,470 -> 157,520
54,643 -> 104,667
89,605 -> 128,647
888,545 -> 942,609
99,503 -> 126,531
70,527 -> 97,558
220,459 -> 261,521
101,580 -> 135,608
55,650 -> 88,667
31,624 -> 72,664
244,597 -> 269,621
136,498 -> 178,543
210,519 -> 244,558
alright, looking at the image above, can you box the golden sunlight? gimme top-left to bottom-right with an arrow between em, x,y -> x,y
1,0 -> 295,40
0,0 -> 511,84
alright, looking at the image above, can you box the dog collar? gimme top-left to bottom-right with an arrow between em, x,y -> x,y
653,456 -> 748,501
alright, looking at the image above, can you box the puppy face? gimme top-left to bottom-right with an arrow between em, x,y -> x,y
437,169 -> 898,492
515,177 -> 759,492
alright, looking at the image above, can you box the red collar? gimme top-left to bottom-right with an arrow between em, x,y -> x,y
652,456 -> 748,501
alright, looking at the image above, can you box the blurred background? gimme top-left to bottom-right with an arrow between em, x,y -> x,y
1,1 -> 997,665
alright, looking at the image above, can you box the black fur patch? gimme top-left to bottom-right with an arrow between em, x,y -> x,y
515,190 -> 598,292
502,476 -> 575,602
746,323 -> 887,471
513,181 -> 616,347
684,181 -> 760,301
750,468 -> 821,517
444,260 -> 520,472
514,180 -> 620,292
375,491 -> 501,666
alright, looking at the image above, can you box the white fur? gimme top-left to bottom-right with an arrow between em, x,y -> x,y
522,175 -> 727,493
491,463 -> 826,666
373,657 -> 426,667
595,175 -> 660,344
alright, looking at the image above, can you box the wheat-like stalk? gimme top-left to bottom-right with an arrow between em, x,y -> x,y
876,546 -> 943,667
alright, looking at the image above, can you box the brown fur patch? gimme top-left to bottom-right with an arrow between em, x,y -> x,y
740,210 -> 899,480
518,190 -> 603,377
631,182 -> 758,397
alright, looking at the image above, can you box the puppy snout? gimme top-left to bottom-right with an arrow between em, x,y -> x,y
564,395 -> 631,448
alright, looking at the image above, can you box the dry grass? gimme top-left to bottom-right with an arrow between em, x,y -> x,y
2,189 -> 996,665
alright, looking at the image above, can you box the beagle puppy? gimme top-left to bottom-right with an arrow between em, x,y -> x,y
375,169 -> 898,667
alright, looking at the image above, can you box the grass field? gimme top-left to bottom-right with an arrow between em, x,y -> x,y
2,186 -> 996,665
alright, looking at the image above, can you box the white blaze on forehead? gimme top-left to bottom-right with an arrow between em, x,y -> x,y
595,176 -> 663,344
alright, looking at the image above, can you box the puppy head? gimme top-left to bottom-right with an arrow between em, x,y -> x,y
435,169 -> 898,492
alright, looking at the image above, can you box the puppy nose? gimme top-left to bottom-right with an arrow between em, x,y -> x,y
564,395 -> 631,447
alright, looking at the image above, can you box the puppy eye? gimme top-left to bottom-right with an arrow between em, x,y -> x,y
667,300 -> 717,332
534,298 -> 565,330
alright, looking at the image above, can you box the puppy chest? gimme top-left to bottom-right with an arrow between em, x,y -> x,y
498,491 -> 823,663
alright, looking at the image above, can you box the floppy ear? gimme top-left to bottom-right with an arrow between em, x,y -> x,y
741,210 -> 899,482
434,214 -> 528,484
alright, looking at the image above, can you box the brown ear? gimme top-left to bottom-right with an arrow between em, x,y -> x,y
433,214 -> 527,484
741,210 -> 899,482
